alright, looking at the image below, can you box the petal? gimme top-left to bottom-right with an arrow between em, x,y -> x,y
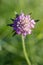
28,29 -> 32,34
16,29 -> 21,34
31,20 -> 36,24
31,24 -> 34,28
23,32 -> 27,36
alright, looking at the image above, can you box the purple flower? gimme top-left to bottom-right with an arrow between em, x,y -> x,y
8,12 -> 39,36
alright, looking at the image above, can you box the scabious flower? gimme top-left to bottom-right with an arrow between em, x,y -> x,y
8,12 -> 39,36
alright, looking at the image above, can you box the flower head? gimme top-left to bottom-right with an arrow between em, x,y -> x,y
8,12 -> 39,36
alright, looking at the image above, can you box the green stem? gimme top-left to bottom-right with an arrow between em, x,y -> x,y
22,35 -> 31,65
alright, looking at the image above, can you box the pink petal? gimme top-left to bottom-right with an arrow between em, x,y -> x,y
31,24 -> 34,28
31,20 -> 36,24
28,29 -> 32,34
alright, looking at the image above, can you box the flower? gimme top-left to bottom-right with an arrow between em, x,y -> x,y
8,12 -> 39,36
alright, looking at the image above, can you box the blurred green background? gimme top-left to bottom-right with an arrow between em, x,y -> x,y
0,0 -> 43,65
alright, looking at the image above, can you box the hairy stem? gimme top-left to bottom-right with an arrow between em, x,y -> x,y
22,35 -> 31,65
